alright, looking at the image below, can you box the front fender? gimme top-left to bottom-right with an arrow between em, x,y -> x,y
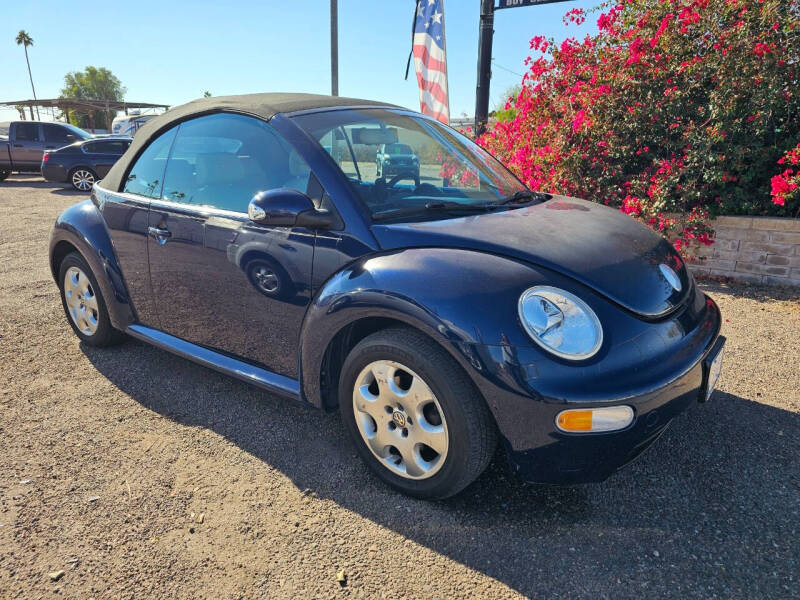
49,199 -> 135,330
299,247 -> 558,409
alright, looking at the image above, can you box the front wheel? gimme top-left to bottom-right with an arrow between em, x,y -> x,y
58,252 -> 125,346
339,327 -> 497,499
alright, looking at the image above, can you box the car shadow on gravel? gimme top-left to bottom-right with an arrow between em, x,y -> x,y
2,177 -> 82,195
81,339 -> 800,598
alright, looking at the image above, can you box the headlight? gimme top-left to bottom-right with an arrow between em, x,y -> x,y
518,286 -> 603,360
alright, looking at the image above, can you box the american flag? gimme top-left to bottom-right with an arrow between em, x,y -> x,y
413,0 -> 450,124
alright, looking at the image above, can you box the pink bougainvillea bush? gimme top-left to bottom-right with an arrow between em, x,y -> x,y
771,142 -> 800,207
478,0 -> 799,255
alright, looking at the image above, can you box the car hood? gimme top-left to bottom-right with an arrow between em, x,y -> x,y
370,196 -> 690,317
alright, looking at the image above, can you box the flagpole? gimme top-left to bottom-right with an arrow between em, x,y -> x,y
440,0 -> 451,125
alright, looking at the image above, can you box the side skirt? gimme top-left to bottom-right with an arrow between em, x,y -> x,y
126,324 -> 302,401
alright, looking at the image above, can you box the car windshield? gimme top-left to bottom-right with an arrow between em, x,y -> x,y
385,143 -> 413,155
291,109 -> 527,221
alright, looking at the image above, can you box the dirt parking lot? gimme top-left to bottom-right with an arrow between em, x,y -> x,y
1,174 -> 799,599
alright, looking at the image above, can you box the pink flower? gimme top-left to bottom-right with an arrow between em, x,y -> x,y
650,13 -> 673,48
753,42 -> 773,57
571,110 -> 588,132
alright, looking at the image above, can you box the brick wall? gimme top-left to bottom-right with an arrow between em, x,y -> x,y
691,216 -> 800,287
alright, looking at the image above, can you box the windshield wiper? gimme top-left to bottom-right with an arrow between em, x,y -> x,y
372,201 -> 494,222
495,190 -> 549,205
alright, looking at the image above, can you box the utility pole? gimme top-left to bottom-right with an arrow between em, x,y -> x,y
474,0 -> 495,136
474,0 -> 575,136
331,0 -> 339,96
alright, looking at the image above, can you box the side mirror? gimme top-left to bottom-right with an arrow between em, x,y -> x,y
248,188 -> 336,229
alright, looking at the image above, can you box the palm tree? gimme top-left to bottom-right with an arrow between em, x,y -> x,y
15,30 -> 40,120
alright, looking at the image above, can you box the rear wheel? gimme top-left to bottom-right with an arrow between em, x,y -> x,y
69,167 -> 96,192
58,252 -> 125,346
339,327 -> 497,499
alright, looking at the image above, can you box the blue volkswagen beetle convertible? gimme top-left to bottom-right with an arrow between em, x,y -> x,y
49,93 -> 724,498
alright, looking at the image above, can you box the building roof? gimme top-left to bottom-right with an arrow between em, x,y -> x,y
102,92 -> 400,192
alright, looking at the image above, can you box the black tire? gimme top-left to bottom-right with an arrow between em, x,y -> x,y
0,169 -> 10,181
58,252 -> 125,347
339,327 -> 497,499
244,256 -> 295,299
68,167 -> 97,192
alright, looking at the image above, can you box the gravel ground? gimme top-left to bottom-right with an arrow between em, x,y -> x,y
1,174 -> 798,600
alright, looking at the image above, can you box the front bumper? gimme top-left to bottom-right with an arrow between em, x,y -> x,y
466,290 -> 723,484
511,336 -> 721,483
382,164 -> 419,176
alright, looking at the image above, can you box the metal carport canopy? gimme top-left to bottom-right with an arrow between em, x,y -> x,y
0,98 -> 169,113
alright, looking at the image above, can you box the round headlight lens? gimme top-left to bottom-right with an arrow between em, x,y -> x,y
518,286 -> 603,360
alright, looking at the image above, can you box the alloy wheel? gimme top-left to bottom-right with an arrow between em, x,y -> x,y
72,169 -> 95,191
352,360 -> 449,480
63,266 -> 99,335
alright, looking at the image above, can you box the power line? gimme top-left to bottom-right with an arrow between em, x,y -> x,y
491,59 -> 524,78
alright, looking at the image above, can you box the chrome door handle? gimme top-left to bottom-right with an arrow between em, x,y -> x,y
148,226 -> 172,245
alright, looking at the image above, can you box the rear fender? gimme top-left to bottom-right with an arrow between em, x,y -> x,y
49,198 -> 135,329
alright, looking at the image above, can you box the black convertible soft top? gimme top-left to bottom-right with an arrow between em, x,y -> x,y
102,92 -> 399,192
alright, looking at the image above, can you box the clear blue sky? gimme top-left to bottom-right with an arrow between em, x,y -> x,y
1,0 -> 598,123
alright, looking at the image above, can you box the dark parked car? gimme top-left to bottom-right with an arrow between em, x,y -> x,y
49,93 -> 724,499
42,138 -> 132,191
376,142 -> 420,181
1,121 -> 92,180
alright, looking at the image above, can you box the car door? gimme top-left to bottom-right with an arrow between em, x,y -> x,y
10,122 -> 44,167
147,112 -> 317,378
97,126 -> 179,328
42,124 -> 76,152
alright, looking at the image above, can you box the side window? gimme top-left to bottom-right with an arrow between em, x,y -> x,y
15,123 -> 39,142
104,141 -> 129,154
161,113 -> 311,212
43,125 -> 71,144
90,141 -> 120,154
83,142 -> 98,153
123,127 -> 177,198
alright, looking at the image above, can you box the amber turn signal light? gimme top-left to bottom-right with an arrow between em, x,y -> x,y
556,406 -> 634,433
